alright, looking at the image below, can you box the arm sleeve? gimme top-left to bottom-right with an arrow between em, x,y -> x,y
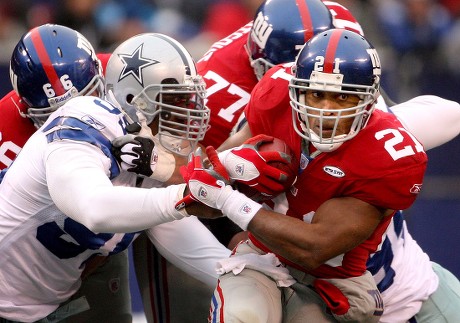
46,142 -> 187,233
390,95 -> 460,150
146,216 -> 231,286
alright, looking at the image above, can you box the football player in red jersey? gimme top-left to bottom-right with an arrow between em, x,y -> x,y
183,29 -> 427,322
0,55 -> 111,171
197,0 -> 361,150
126,0 -> 460,321
127,1 -> 342,321
193,1 -> 460,321
195,0 -> 367,251
210,32 -> 460,323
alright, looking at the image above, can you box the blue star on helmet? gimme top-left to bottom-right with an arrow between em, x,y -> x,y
117,44 -> 159,86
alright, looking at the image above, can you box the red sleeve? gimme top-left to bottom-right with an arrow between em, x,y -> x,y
330,110 -> 428,211
0,91 -> 36,169
346,164 -> 425,211
245,65 -> 302,157
196,28 -> 258,148
96,53 -> 111,74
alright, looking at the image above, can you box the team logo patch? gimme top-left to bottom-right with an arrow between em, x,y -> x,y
410,184 -> 423,194
239,203 -> 253,214
300,154 -> 309,170
118,43 -> 159,86
108,277 -> 120,293
323,166 -> 345,178
235,163 -> 245,177
82,115 -> 106,131
198,186 -> 208,199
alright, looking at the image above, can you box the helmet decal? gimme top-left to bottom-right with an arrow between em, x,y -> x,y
247,0 -> 334,80
250,11 -> 273,52
289,29 -> 381,152
323,28 -> 343,73
10,24 -> 105,128
105,33 -> 209,156
30,28 -> 66,97
154,33 -> 194,76
296,0 -> 314,42
118,43 -> 159,87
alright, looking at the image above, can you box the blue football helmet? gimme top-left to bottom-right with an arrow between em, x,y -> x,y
9,24 -> 104,128
289,29 -> 381,152
246,0 -> 334,80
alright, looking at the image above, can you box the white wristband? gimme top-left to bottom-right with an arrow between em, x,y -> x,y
149,136 -> 176,182
220,189 -> 262,230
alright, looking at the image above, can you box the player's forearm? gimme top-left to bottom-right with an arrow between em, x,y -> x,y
247,210 -> 326,270
146,216 -> 231,286
78,184 -> 188,232
217,122 -> 252,152
47,145 -> 188,232
248,197 -> 386,271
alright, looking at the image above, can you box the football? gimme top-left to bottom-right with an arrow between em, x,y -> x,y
235,137 -> 298,201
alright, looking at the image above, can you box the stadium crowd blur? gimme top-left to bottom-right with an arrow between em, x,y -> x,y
2,0 -> 460,102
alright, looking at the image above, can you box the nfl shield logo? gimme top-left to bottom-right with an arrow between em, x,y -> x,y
108,278 -> 120,293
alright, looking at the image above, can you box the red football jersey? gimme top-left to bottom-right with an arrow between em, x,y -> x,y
323,1 -> 364,35
0,91 -> 36,170
196,1 -> 363,149
0,53 -> 111,171
197,22 -> 258,148
246,65 -> 427,278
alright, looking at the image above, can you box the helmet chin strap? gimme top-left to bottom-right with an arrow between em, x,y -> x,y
135,111 -> 177,183
150,135 -> 176,183
309,130 -> 344,153
158,131 -> 192,156
300,121 -> 346,153
136,111 -> 155,139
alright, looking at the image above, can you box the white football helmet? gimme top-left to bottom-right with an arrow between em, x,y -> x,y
105,33 -> 210,155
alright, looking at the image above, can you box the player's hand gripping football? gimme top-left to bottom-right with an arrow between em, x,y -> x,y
176,146 -> 263,230
219,134 -> 293,197
112,134 -> 158,177
175,146 -> 233,210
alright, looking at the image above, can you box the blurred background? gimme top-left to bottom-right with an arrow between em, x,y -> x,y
1,0 -> 459,320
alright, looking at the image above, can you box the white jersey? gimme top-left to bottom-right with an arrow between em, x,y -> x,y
115,172 -> 231,287
371,94 -> 460,322
367,212 -> 438,322
377,95 -> 460,150
0,96 -> 186,321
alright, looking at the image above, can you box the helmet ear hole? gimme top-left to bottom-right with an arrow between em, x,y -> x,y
161,78 -> 179,85
126,94 -> 134,104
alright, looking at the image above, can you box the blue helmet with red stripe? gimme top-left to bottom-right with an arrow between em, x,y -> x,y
289,29 -> 381,152
246,0 -> 334,80
9,24 -> 104,128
